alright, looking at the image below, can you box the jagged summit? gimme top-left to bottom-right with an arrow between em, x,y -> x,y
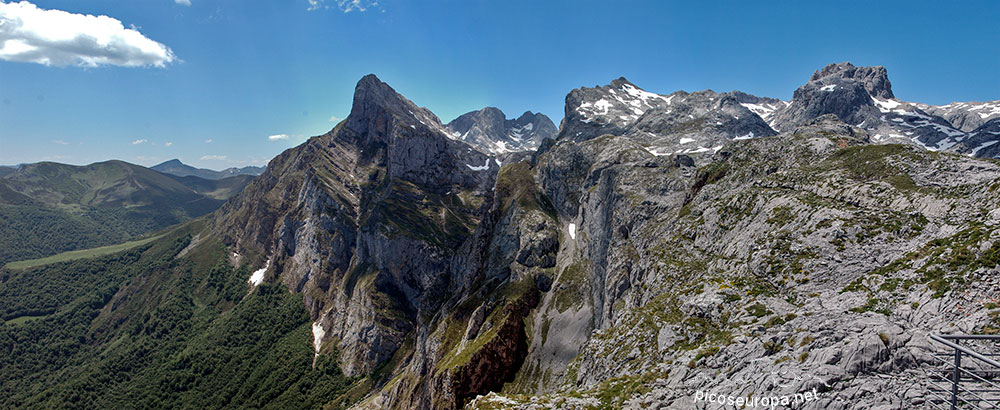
445,107 -> 557,154
345,74 -> 451,142
554,65 -> 998,161
810,62 -> 894,99
767,62 -> 1000,158
346,75 -> 557,158
558,77 -> 776,159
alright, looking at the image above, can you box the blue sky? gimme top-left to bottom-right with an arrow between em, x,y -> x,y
1,0 -> 998,169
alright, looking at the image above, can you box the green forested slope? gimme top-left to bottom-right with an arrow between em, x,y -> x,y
0,222 -> 352,409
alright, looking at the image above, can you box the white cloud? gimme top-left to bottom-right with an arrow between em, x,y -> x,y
328,115 -> 340,122
0,1 -> 177,67
164,141 -> 173,147
268,133 -> 290,141
131,138 -> 148,145
201,155 -> 226,161
307,0 -> 381,12
52,139 -> 69,145
204,139 -> 213,143
174,0 -> 192,6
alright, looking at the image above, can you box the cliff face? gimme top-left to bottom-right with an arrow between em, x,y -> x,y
210,74 -> 497,377
467,115 -> 1000,409
208,70 -> 1000,410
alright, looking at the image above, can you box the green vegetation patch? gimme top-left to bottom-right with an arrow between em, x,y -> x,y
816,144 -> 924,193
0,225 -> 355,409
5,234 -> 165,270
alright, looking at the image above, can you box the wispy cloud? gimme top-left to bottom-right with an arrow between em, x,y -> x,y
164,141 -> 173,147
201,155 -> 226,161
204,139 -> 213,143
131,138 -> 148,145
0,1 -> 177,67
267,133 -> 290,141
329,115 -> 341,122
307,0 -> 382,13
52,139 -> 69,145
174,0 -> 192,6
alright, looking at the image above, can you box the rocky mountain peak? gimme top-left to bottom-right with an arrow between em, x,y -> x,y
768,62 -> 997,157
345,74 -> 449,143
514,110 -> 541,123
445,107 -> 556,154
159,158 -> 183,166
608,76 -> 635,89
351,74 -> 407,112
559,77 -> 677,142
810,62 -> 894,99
557,78 -> 777,159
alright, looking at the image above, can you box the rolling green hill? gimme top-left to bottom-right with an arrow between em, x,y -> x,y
0,160 -> 253,265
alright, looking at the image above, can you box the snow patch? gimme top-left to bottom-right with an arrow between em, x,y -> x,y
679,137 -> 695,144
248,259 -> 271,287
972,141 -> 999,156
493,141 -> 510,153
568,223 -> 577,240
645,147 -> 671,157
466,158 -> 491,171
579,99 -> 612,115
872,98 -> 901,113
820,84 -> 837,92
312,321 -> 326,356
620,83 -> 671,105
687,146 -> 712,153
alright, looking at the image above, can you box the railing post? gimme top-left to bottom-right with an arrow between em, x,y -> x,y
952,345 -> 960,410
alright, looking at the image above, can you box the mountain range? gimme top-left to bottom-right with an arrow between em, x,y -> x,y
2,63 -> 999,410
151,159 -> 265,180
0,160 -> 253,265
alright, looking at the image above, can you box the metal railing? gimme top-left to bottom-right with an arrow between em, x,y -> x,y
928,334 -> 1000,409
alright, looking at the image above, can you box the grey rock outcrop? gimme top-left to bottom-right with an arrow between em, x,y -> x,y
769,62 -> 1000,159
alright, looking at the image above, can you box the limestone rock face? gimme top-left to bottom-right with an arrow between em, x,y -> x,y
211,74 -> 497,377
207,69 -> 1000,410
468,111 -> 1000,409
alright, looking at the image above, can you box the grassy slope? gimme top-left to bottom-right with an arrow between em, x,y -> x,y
4,234 -> 166,270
